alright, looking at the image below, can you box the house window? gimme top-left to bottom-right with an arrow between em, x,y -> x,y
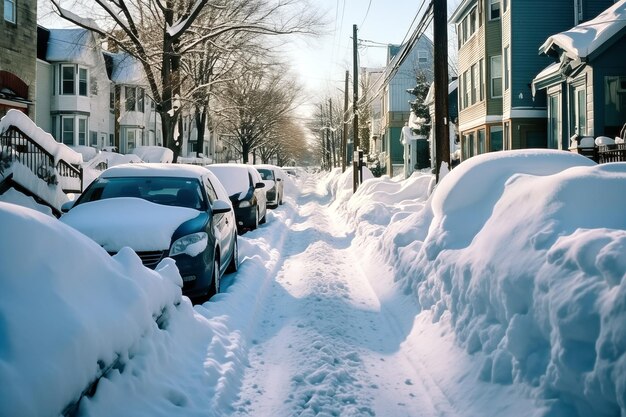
463,71 -> 471,108
490,126 -> 503,151
125,86 -> 136,111
471,63 -> 478,104
4,0 -> 15,23
60,116 -> 88,146
90,131 -> 98,147
478,129 -> 486,154
604,76 -> 626,132
503,0 -> 508,13
418,51 -> 428,63
127,130 -> 136,151
548,93 -> 561,149
138,88 -> 145,113
79,68 -> 88,96
504,46 -> 510,91
490,0 -> 500,20
110,89 -> 115,111
78,118 -> 87,145
491,55 -> 502,98
61,65 -> 75,95
62,117 -> 74,145
469,8 -> 476,34
479,58 -> 485,101
574,86 -> 587,136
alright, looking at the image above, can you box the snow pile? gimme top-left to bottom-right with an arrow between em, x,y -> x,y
0,202 -> 183,417
334,149 -> 626,417
131,146 -> 174,163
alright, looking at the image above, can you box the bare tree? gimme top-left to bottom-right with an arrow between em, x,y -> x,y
50,0 -> 323,161
216,63 -> 300,164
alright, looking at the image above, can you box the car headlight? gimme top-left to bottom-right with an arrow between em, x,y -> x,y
169,232 -> 208,257
239,200 -> 251,208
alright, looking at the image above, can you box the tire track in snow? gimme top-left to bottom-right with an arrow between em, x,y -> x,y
230,176 -> 456,417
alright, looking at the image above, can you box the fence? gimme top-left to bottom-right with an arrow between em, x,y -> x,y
0,126 -> 82,193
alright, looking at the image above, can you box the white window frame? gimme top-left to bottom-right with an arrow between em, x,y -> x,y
79,68 -> 88,97
4,0 -> 15,23
491,55 -> 502,98
574,85 -> 587,136
479,58 -> 485,101
548,93 -> 561,149
471,63 -> 478,104
490,0 -> 501,20
61,65 -> 75,95
418,51 -> 428,63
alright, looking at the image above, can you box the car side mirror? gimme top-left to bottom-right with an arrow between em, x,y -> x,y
61,200 -> 75,213
212,199 -> 232,214
255,182 -> 265,189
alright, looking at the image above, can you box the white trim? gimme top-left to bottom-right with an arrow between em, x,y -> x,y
459,115 -> 502,132
502,108 -> 548,119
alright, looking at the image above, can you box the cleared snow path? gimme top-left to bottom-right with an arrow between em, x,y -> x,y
229,176 -> 458,417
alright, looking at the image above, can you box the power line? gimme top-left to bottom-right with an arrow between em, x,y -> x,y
360,0 -> 374,28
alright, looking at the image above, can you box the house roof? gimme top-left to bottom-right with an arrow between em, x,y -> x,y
450,0 -> 477,24
104,51 -> 147,86
539,0 -> 626,61
45,28 -> 96,65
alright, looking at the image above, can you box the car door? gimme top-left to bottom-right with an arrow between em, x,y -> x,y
203,175 -> 232,263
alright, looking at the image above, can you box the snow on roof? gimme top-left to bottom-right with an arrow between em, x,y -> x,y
0,110 -> 83,165
106,52 -> 147,85
539,0 -> 626,60
45,28 -> 98,65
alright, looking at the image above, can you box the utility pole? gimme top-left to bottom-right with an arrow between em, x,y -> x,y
433,0 -> 450,183
342,70 -> 349,173
352,24 -> 360,192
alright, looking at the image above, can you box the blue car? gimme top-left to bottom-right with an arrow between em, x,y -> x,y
61,163 -> 239,302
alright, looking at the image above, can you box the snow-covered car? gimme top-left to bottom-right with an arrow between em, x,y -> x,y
205,164 -> 267,233
60,163 -> 239,301
254,164 -> 285,208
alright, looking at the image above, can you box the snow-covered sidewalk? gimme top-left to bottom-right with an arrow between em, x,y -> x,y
228,174 -> 533,417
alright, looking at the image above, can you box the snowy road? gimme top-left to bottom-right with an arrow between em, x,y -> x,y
229,176 -> 458,417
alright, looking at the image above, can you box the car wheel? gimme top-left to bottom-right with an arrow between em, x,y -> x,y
226,237 -> 239,273
251,208 -> 259,230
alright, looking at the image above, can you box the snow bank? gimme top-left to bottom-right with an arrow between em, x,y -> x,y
0,202 -> 183,417
333,150 -> 626,417
131,146 -> 174,163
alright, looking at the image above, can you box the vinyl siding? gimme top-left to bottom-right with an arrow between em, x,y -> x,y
509,0 -> 575,112
591,36 -> 626,137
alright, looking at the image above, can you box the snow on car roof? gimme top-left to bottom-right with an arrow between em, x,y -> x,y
205,164 -> 251,196
101,163 -> 208,179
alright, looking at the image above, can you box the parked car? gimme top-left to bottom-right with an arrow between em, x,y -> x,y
205,164 -> 267,233
254,164 -> 285,208
60,163 -> 238,302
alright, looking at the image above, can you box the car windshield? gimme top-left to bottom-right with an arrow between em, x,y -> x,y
257,168 -> 275,181
76,176 -> 206,210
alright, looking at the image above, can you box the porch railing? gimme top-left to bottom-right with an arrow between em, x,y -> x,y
598,143 -> 626,164
0,126 -> 83,193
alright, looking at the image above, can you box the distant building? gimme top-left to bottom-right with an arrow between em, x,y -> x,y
369,37 -> 434,177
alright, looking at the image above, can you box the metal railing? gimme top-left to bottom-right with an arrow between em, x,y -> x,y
0,126 -> 83,193
598,143 -> 626,163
